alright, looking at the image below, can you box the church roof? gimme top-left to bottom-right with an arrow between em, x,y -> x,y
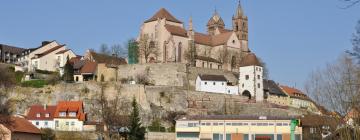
239,53 -> 262,67
145,8 -> 183,24
207,10 -> 225,27
164,24 -> 188,37
194,32 -> 233,46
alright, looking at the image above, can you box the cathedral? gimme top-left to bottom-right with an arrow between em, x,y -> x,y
137,1 -> 250,71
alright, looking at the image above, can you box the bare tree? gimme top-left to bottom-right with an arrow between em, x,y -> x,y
340,0 -> 360,8
111,44 -> 128,58
348,20 -> 360,63
138,34 -> 159,63
92,83 -> 131,139
99,44 -> 111,55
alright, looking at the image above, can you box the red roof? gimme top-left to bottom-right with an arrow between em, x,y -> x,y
0,115 -> 41,134
145,8 -> 182,23
27,105 -> 57,120
280,85 -> 309,100
80,61 -> 97,74
54,101 -> 86,121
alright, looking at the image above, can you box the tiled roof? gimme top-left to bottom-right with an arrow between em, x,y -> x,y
145,8 -> 182,23
164,24 -> 188,37
55,49 -> 70,54
198,74 -> 227,82
27,105 -> 57,120
89,51 -> 127,65
194,32 -> 213,46
194,32 -> 233,46
280,85 -> 309,100
35,45 -> 64,58
177,115 -> 298,121
239,53 -> 262,67
80,61 -> 97,74
0,44 -> 25,54
263,80 -> 288,97
54,101 -> 86,121
0,115 -> 41,134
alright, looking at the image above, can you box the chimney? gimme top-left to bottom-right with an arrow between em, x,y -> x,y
43,104 -> 47,110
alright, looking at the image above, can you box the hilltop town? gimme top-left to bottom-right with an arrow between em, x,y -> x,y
1,1 -> 359,140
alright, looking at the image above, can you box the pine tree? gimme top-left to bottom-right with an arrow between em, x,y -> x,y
128,97 -> 145,140
63,56 -> 74,82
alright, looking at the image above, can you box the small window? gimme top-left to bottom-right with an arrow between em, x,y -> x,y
222,82 -> 224,85
69,112 -> 77,117
226,123 -> 231,126
71,122 -> 75,126
213,123 -> 218,126
35,121 -> 39,126
213,82 -> 216,85
59,112 -> 66,117
45,113 -> 50,118
55,121 -> 59,127
66,122 -> 69,126
257,75 -> 260,79
36,113 -> 40,118
210,64 -> 213,69
45,121 -> 48,126
232,40 -> 235,44
204,82 -> 207,85
245,75 -> 249,80
259,68 -> 262,72
242,84 -> 244,87
258,83 -> 260,88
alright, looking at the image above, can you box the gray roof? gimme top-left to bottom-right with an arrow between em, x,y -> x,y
263,80 -> 288,97
198,75 -> 227,82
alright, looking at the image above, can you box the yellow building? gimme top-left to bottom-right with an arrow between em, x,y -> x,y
176,115 -> 302,140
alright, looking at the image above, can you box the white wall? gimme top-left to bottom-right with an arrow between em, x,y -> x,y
196,76 -> 227,94
30,120 -> 55,129
54,118 -> 84,131
26,41 -> 60,71
225,86 -> 238,95
239,65 -> 264,101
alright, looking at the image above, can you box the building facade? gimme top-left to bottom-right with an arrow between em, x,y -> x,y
27,104 -> 57,129
0,44 -> 25,64
53,101 -> 86,131
176,115 -> 302,140
137,1 -> 250,72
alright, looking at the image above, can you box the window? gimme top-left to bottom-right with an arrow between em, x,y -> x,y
219,123 -> 223,125
242,84 -> 244,87
210,64 -> 213,69
245,75 -> 249,80
251,123 -> 256,126
222,82 -> 224,85
69,112 -> 77,117
59,112 -> 66,117
36,113 -> 40,118
259,68 -> 262,72
66,122 -> 69,126
204,82 -> 207,85
257,83 -> 260,88
55,121 -> 59,127
276,123 -> 283,126
45,121 -> 48,126
71,121 -> 75,126
45,113 -> 50,118
213,82 -> 216,85
226,123 -> 231,126
206,123 -> 211,126
257,75 -> 260,79
201,123 -> 206,126
232,40 -> 235,44
35,121 -> 39,126
202,62 -> 205,67
213,122 -> 219,126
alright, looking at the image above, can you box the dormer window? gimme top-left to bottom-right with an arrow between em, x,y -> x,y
59,112 -> 66,117
45,113 -> 50,118
69,112 -> 77,117
36,113 -> 40,118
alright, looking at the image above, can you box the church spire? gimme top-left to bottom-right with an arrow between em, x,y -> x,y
235,0 -> 244,17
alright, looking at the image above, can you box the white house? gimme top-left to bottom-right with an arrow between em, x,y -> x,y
26,104 -> 57,129
196,74 -> 231,94
238,53 -> 264,101
55,49 -> 77,76
53,101 -> 86,131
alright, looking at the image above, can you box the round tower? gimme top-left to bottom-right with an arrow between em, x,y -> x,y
238,53 -> 264,102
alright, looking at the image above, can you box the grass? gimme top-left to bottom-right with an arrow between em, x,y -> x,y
21,80 -> 47,88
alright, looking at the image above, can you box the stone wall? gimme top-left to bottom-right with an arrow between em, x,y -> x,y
145,132 -> 176,140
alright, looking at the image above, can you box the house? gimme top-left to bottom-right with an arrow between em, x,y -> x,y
26,104 -> 57,129
18,40 -> 76,74
301,115 -> 339,140
280,86 -> 317,111
53,101 -> 86,131
196,74 -> 235,94
263,80 -> 290,106
136,1 -> 250,72
73,60 -> 98,82
175,115 -> 302,140
73,50 -> 127,82
0,44 -> 25,64
0,115 -> 41,140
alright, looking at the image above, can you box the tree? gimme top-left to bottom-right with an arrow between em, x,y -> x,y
138,34 -> 159,63
0,65 -> 16,115
99,44 -> 111,55
111,44 -> 128,58
258,57 -> 270,79
62,56 -> 74,82
128,97 -> 145,140
340,0 -> 360,8
128,39 -> 139,64
348,20 -> 360,63
41,128 -> 55,140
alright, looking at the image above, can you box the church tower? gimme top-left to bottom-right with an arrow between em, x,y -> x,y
232,0 -> 248,42
207,9 -> 225,36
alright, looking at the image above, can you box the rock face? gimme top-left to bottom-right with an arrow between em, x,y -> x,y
6,64 -> 311,125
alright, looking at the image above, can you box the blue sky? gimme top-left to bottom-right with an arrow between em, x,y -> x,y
0,0 -> 359,89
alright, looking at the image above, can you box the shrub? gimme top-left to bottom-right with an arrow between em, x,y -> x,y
147,118 -> 166,132
41,128 -> 55,140
21,80 -> 47,88
46,72 -> 60,85
35,69 -> 56,74
14,71 -> 24,84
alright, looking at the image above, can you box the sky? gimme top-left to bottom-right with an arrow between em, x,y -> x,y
0,0 -> 359,89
